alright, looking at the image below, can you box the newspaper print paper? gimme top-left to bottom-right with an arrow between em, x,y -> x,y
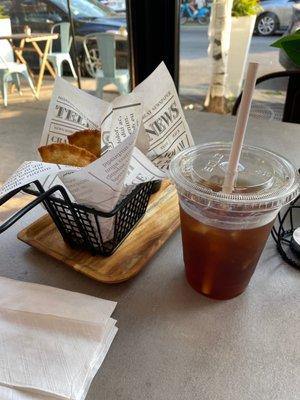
133,62 -> 194,169
0,63 -> 193,241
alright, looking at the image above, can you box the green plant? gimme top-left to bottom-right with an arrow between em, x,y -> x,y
232,0 -> 262,17
271,30 -> 300,66
0,5 -> 8,19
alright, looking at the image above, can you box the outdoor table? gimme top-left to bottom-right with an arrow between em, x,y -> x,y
0,112 -> 299,400
0,33 -> 59,98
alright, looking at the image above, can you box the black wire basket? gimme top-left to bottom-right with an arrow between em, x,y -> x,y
0,180 -> 155,256
271,194 -> 300,270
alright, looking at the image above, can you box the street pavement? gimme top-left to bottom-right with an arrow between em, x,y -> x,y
179,25 -> 283,101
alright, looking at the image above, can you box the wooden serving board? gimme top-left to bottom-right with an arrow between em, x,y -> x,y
18,181 -> 180,283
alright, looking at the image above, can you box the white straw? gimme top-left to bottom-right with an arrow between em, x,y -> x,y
222,62 -> 259,194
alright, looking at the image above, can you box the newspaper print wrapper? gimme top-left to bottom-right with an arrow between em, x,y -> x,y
0,63 -> 193,242
133,62 -> 194,169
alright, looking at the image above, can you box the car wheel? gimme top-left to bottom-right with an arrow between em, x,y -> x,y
255,13 -> 278,36
83,42 -> 102,78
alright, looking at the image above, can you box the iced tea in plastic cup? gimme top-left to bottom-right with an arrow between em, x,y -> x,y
169,143 -> 299,300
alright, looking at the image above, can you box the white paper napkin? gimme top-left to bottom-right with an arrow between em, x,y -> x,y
0,277 -> 117,400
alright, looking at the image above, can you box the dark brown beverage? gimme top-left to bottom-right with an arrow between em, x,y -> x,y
180,206 -> 274,300
170,143 -> 299,300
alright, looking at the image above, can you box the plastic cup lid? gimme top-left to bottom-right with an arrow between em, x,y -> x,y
169,142 -> 300,211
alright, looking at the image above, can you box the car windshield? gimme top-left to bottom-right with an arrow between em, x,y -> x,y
51,0 -> 117,19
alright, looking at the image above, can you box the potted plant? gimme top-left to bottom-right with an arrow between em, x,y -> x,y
0,5 -> 10,31
271,29 -> 300,67
0,5 -> 11,39
227,0 -> 262,98
0,5 -> 13,63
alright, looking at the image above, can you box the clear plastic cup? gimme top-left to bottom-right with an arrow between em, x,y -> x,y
169,142 -> 299,300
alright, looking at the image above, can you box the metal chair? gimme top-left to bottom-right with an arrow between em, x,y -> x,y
47,22 -> 77,78
83,33 -> 129,98
0,43 -> 36,107
232,71 -> 300,124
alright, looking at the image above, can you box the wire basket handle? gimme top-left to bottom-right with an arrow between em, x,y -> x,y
0,182 -> 85,237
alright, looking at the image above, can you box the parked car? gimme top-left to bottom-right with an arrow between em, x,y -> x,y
255,0 -> 300,36
1,0 -> 128,75
99,0 -> 126,13
279,3 -> 300,69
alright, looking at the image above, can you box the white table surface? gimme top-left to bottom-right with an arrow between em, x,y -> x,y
0,112 -> 299,400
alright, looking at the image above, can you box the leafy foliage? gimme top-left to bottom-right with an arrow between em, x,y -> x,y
271,30 -> 300,66
232,0 -> 262,17
0,5 -> 8,19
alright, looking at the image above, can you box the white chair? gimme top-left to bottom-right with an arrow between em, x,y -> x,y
90,33 -> 129,98
47,22 -> 77,78
0,46 -> 36,107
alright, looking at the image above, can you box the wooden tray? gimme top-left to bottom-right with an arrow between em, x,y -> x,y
18,181 -> 180,283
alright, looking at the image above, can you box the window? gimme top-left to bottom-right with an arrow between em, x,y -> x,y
19,1 -> 63,24
51,0 -> 117,19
